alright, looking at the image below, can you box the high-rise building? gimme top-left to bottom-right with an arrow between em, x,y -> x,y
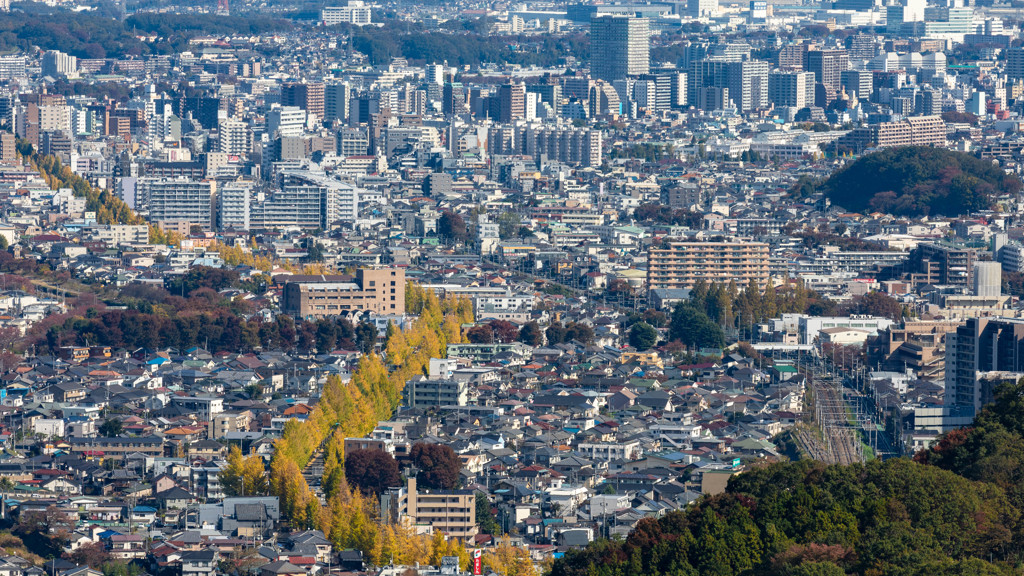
282,82 -> 325,123
0,56 -> 25,80
633,79 -> 658,113
846,33 -> 878,60
321,1 -> 372,25
886,0 -> 926,34
918,88 -> 942,116
837,115 -> 945,151
687,0 -> 718,18
768,70 -> 814,108
515,124 -> 603,167
218,181 -> 253,231
41,51 -> 77,78
497,83 -> 525,123
946,317 -> 1024,416
1007,48 -> 1024,80
281,268 -> 406,319
338,126 -> 369,156
590,16 -> 650,82
250,170 -> 358,230
15,102 -> 40,147
647,240 -> 771,289
805,49 -> 849,90
840,70 -> 873,100
181,96 -> 222,130
638,71 -> 685,111
325,82 -> 351,123
0,131 -> 15,163
777,44 -> 807,69
911,241 -> 976,288
974,262 -> 1002,298
388,477 -> 477,543
266,105 -> 306,138
217,119 -> 251,155
425,64 -> 445,85
442,82 -> 468,115
690,59 -> 768,111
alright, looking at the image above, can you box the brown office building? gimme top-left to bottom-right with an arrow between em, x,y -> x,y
497,83 -> 525,123
281,267 -> 405,319
0,132 -> 15,163
282,82 -> 326,123
910,242 -> 975,288
647,240 -> 770,289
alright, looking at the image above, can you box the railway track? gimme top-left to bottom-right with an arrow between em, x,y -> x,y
804,367 -> 865,465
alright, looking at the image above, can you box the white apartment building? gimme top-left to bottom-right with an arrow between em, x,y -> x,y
576,441 -> 641,461
321,1 -> 372,25
266,105 -> 306,138
218,118 -> 252,155
218,181 -> 253,231
473,293 -> 535,322
137,177 -> 214,230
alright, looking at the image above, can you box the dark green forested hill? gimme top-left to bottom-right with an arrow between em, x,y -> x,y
550,380 -> 1024,576
805,146 -> 1021,217
0,9 -> 292,58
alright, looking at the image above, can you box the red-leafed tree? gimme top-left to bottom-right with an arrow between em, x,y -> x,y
345,448 -> 401,496
410,443 -> 461,490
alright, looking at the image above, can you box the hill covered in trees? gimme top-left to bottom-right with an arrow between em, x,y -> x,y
0,9 -> 292,58
551,380 -> 1024,576
811,146 -> 1020,216
348,24 -> 588,67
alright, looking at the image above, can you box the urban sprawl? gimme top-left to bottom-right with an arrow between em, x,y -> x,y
0,0 -> 1021,573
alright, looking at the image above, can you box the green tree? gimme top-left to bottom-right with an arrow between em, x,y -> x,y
476,493 -> 501,535
546,323 -> 568,345
669,303 -> 725,350
99,418 -> 123,437
565,322 -> 594,345
518,321 -> 544,346
497,212 -> 520,239
628,322 -> 658,350
306,242 -> 324,262
356,322 -> 378,354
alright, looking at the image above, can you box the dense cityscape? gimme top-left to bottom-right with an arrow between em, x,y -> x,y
0,0 -> 1023,573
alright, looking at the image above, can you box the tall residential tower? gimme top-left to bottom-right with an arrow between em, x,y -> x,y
590,16 -> 650,82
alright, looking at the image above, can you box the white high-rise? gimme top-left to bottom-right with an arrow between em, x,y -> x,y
41,51 -> 77,78
218,118 -> 252,155
218,181 -> 253,231
266,105 -> 306,138
768,71 -> 814,108
590,16 -> 650,82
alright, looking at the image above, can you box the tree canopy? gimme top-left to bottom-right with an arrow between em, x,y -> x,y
669,303 -> 725,350
345,448 -> 402,496
551,459 -> 1018,576
814,146 -> 1020,217
410,443 -> 462,490
628,322 -> 658,350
